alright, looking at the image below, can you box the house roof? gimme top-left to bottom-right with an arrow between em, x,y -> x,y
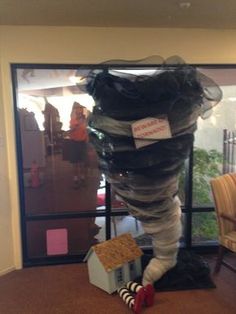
84,233 -> 143,272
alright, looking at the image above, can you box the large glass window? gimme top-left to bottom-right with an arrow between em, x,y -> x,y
12,64 -> 236,266
192,212 -> 218,245
191,67 -> 236,246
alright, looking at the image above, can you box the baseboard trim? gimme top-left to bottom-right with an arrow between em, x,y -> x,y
0,266 -> 15,276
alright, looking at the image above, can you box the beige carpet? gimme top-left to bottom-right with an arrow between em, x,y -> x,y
0,256 -> 235,314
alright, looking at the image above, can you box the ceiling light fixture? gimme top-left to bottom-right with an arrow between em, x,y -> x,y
228,97 -> 236,102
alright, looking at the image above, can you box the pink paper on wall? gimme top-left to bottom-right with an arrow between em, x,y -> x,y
46,228 -> 68,255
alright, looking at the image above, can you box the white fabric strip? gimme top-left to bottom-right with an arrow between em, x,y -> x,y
141,197 -> 182,285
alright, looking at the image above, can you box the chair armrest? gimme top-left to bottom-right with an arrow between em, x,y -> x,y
220,213 -> 236,224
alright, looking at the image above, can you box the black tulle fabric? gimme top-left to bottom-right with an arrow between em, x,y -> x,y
81,56 -> 222,221
137,251 -> 215,291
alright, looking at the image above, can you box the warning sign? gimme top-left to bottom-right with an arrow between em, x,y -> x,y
131,117 -> 172,149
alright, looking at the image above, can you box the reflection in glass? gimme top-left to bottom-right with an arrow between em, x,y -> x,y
26,217 -> 105,258
110,215 -> 150,247
16,68 -> 102,215
111,190 -> 127,211
109,214 -> 186,248
15,65 -> 235,266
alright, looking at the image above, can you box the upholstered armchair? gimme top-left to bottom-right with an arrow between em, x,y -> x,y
210,173 -> 236,273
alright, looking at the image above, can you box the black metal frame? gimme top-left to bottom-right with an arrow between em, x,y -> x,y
11,62 -> 231,267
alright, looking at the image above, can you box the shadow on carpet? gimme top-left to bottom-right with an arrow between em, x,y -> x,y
136,250 -> 216,292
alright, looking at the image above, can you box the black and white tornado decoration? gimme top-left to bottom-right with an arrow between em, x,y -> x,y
83,56 -> 222,285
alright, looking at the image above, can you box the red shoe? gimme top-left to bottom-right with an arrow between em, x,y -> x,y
144,284 -> 155,307
133,288 -> 145,314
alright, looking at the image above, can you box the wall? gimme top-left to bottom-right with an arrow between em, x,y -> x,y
1,25 -> 236,274
0,48 -> 15,276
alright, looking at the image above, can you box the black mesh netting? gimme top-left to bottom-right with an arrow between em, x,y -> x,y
80,56 -> 222,222
137,251 -> 216,291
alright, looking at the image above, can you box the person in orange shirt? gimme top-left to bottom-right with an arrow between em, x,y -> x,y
69,102 -> 89,188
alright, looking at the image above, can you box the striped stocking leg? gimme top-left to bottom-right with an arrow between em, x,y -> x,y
126,281 -> 155,307
126,281 -> 143,293
117,287 -> 134,310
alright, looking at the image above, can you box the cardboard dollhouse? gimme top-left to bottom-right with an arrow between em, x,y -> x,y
84,233 -> 143,294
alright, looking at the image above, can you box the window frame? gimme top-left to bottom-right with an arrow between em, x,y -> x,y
12,62 -> 232,267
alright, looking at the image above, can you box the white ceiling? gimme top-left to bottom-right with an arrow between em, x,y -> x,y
1,0 -> 236,29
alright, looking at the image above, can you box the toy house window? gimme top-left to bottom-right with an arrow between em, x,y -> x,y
115,267 -> 124,285
129,261 -> 136,277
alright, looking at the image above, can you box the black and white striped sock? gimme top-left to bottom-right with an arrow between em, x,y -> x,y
117,287 -> 134,309
126,281 -> 143,293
